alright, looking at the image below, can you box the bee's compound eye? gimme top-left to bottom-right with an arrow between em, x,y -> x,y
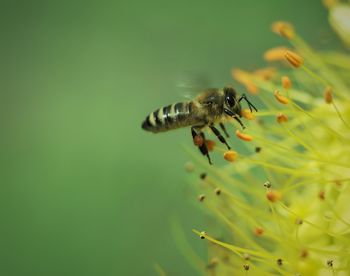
226,94 -> 235,107
224,87 -> 237,106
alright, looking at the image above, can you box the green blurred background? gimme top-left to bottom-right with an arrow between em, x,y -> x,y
1,0 -> 332,275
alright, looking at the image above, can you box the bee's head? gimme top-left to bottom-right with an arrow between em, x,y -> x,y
223,87 -> 241,116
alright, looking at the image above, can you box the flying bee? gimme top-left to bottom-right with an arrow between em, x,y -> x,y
141,87 -> 257,164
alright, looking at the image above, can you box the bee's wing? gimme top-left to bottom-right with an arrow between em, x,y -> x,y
175,73 -> 213,100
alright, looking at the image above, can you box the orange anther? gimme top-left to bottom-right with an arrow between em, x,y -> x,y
276,113 -> 288,123
274,90 -> 289,104
264,46 -> 292,62
224,150 -> 238,162
266,189 -> 282,202
324,87 -> 333,103
271,21 -> 295,39
236,130 -> 253,141
285,51 -> 304,68
254,227 -> 264,236
241,109 -> 256,120
281,76 -> 292,89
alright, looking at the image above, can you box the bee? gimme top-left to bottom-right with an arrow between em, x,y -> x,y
141,87 -> 257,164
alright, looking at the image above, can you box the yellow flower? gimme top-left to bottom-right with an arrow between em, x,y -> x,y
186,19 -> 350,276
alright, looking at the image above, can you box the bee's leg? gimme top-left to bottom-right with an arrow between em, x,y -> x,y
199,132 -> 212,165
210,125 -> 231,150
219,123 -> 230,138
224,108 -> 246,129
191,126 -> 212,165
238,94 -> 258,112
233,115 -> 246,129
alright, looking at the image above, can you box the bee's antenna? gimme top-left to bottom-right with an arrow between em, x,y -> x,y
239,94 -> 258,113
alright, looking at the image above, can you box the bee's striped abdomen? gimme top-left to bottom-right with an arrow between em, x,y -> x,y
142,102 -> 194,133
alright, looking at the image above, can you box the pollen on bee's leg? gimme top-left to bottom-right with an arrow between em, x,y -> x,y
276,113 -> 288,123
274,90 -> 289,104
224,150 -> 238,162
236,130 -> 253,141
193,135 -> 204,146
206,140 -> 215,151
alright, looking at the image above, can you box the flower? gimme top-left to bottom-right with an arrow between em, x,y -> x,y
187,18 -> 350,276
